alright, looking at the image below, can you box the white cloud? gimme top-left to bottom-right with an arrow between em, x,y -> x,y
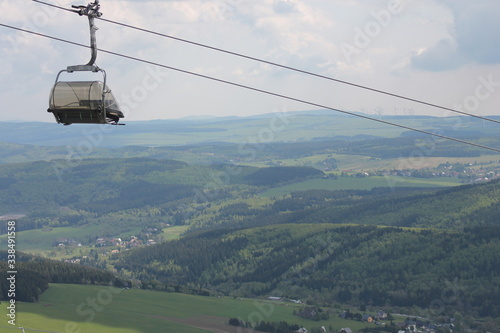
0,0 -> 499,122
411,39 -> 465,72
411,0 -> 500,71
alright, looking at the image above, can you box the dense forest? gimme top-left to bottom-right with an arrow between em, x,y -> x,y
0,159 -> 325,234
3,155 -> 500,235
113,224 -> 500,317
185,179 -> 500,232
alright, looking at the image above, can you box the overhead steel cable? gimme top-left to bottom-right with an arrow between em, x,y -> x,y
2,23 -> 500,154
31,0 -> 500,125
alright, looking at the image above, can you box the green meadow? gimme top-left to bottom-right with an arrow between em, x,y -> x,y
159,225 -> 190,241
0,284 -> 372,333
260,176 -> 462,197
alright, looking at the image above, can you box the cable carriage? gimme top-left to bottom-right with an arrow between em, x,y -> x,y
47,0 -> 124,125
48,70 -> 123,125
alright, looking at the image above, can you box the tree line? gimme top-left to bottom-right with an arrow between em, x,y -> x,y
0,251 -> 128,302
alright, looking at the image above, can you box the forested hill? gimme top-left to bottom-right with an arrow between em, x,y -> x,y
185,179 -> 500,232
293,180 -> 500,229
114,224 -> 500,317
3,155 -> 500,234
2,149 -> 500,321
0,157 -> 326,234
109,178 -> 500,319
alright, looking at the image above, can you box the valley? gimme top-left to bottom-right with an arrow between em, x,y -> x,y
1,112 -> 500,332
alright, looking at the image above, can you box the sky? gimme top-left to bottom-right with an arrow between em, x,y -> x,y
1,0 -> 499,122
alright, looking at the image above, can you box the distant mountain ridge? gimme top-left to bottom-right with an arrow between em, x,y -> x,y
2,111 -> 499,147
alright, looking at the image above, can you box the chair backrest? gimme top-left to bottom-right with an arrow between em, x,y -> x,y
49,81 -> 105,111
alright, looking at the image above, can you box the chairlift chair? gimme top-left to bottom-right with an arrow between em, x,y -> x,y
48,67 -> 123,125
47,0 -> 124,125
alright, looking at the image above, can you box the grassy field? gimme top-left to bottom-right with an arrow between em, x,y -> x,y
0,226 -> 95,253
335,154 -> 500,171
260,176 -> 463,197
0,284 -> 374,333
0,224 -> 143,259
159,225 -> 190,241
0,225 -> 188,260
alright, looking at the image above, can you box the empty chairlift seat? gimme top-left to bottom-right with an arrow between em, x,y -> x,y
48,81 -> 124,125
